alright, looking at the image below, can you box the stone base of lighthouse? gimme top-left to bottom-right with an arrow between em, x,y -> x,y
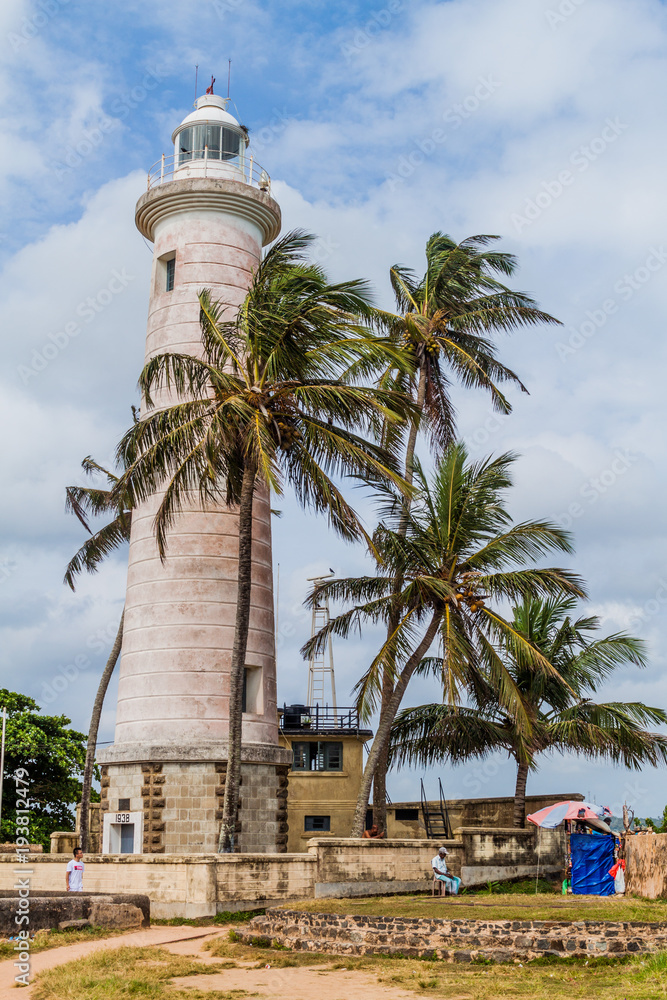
97,743 -> 292,854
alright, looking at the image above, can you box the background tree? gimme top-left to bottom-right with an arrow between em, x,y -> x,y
304,444 -> 585,837
116,231 -> 413,851
0,690 -> 87,851
370,233 -> 561,829
390,596 -> 667,827
65,455 -> 132,851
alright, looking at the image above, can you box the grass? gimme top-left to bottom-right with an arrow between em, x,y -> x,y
205,932 -> 338,966
28,934 -> 667,999
0,924 -> 127,961
153,910 -> 265,928
278,891 -> 667,923
31,945 -> 239,999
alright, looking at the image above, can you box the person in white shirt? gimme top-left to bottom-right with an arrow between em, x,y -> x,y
66,848 -> 85,892
432,846 -> 461,895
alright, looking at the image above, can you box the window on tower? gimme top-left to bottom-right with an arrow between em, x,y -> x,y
165,257 -> 175,291
176,124 -> 242,163
242,666 -> 263,714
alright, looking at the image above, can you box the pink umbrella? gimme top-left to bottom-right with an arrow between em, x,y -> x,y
526,800 -> 606,829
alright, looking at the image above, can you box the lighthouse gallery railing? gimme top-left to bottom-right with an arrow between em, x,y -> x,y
147,149 -> 271,194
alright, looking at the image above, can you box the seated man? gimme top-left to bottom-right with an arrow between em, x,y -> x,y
432,846 -> 461,895
362,823 -> 385,839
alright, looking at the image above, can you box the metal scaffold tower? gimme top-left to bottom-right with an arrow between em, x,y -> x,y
306,572 -> 337,712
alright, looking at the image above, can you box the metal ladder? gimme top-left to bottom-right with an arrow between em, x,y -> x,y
421,778 -> 453,840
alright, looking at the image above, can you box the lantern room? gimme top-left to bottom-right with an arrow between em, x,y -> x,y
172,92 -> 248,164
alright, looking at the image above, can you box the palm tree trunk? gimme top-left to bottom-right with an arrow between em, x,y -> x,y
351,611 -> 442,838
219,462 -> 257,853
403,362 -> 427,489
372,677 -> 391,832
371,362 -> 427,830
80,609 -> 124,853
513,761 -> 529,828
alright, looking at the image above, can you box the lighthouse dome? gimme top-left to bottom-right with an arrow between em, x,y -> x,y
172,93 -> 248,163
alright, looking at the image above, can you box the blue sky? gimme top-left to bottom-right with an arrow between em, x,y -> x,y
3,0 -> 667,819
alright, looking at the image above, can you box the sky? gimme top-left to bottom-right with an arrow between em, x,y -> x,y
2,0 -> 667,821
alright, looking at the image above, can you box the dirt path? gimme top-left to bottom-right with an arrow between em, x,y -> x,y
0,925 -> 220,998
171,963 -> 431,999
0,924 -> 442,1000
0,925 -> 468,1000
163,933 -> 443,1000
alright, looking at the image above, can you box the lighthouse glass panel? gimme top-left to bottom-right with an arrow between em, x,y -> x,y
177,125 -> 241,163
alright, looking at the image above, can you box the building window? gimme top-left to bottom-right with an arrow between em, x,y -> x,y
292,741 -> 343,772
166,257 -> 175,291
305,815 -> 330,832
394,808 -> 419,821
118,798 -> 130,811
242,666 -> 262,714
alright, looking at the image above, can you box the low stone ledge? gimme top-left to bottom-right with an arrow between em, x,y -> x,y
314,879 -> 430,898
461,864 -> 563,887
0,892 -> 150,935
236,909 -> 667,962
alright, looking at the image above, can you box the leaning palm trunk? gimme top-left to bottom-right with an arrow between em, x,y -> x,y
80,610 -> 124,853
513,761 -> 530,828
219,463 -> 257,853
371,681 -> 392,831
372,363 -> 427,830
351,612 -> 442,838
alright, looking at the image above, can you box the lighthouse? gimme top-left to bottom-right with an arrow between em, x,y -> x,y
97,90 -> 290,855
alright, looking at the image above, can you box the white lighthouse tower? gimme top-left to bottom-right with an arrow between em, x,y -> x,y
98,90 -> 290,855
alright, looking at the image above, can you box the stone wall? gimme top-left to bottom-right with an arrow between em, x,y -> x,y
387,793 -> 583,839
240,909 -> 667,961
626,833 -> 667,898
309,838 -> 462,898
0,829 -> 565,919
0,890 -> 150,935
0,854 -> 317,920
75,803 -> 101,853
216,854 -> 315,910
50,832 -> 78,854
0,845 -> 42,854
459,827 -> 565,884
101,758 -> 289,855
102,760 -> 203,854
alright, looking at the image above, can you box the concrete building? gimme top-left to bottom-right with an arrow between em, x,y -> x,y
98,90 -> 291,855
278,705 -> 372,852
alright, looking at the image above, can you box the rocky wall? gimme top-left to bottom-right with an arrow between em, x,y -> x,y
0,890 -> 149,935
240,908 -> 667,961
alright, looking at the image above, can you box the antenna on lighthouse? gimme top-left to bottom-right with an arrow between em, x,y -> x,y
227,59 -> 231,98
194,65 -> 198,104
306,572 -> 337,715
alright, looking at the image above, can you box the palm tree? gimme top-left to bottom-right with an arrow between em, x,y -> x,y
370,233 -> 561,829
303,443 -> 586,838
390,596 -> 667,827
115,230 -> 414,852
65,456 -> 132,852
380,233 -> 560,477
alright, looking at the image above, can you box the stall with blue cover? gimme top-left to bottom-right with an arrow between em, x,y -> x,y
569,833 -> 615,895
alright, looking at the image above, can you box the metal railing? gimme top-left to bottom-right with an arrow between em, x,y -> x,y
146,149 -> 271,193
279,704 -> 366,734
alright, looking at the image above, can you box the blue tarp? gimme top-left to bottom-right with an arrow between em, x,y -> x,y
570,833 -> 615,895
